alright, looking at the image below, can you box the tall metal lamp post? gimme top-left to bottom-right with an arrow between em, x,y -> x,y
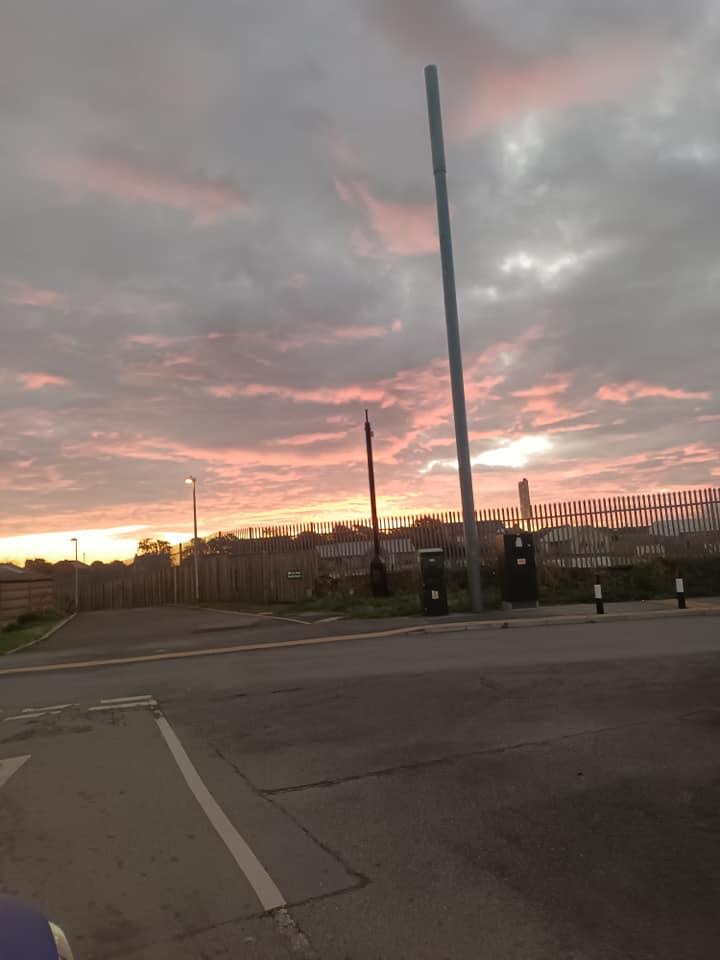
425,64 -> 483,612
185,476 -> 200,603
70,537 -> 79,611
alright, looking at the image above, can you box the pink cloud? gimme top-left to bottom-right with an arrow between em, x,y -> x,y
3,281 -> 65,308
452,37 -> 662,140
18,372 -> 71,390
510,374 -> 594,427
37,152 -> 254,226
596,381 -> 711,404
209,381 -> 390,406
275,431 -> 349,447
334,177 -> 437,256
127,334 -> 174,348
512,375 -> 572,400
375,1 -> 662,140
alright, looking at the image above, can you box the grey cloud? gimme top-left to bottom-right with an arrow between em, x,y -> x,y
1,0 -> 719,548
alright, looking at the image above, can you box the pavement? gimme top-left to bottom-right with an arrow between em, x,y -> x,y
1,605 -> 720,958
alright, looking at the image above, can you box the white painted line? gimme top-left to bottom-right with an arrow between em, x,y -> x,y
155,714 -> 286,912
4,710 -> 64,721
317,616 -> 343,623
0,755 -> 30,790
203,606 -> 310,626
22,703 -> 74,713
88,700 -> 157,712
100,695 -> 153,704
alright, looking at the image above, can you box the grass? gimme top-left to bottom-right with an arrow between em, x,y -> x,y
205,588 -> 503,620
0,611 -> 63,655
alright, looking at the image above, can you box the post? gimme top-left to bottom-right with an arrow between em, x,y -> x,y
594,574 -> 604,615
365,410 -> 388,597
676,568 -> 686,609
191,481 -> 200,604
71,537 -> 79,612
425,64 -> 482,612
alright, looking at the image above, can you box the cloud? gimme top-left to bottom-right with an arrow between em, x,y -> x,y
36,152 -> 254,226
334,177 -> 437,255
3,281 -> 65,308
18,372 -> 71,390
373,0 -> 664,140
596,381 -> 712,404
0,0 -> 718,554
453,36 -> 662,140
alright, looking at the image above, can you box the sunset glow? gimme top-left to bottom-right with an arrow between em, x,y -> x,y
1,0 -> 718,565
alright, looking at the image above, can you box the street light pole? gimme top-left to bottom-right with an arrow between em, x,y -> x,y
364,410 -> 388,596
70,537 -> 79,612
424,64 -> 483,612
185,477 -> 200,603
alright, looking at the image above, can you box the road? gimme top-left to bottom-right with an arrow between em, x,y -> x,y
2,608 -> 720,959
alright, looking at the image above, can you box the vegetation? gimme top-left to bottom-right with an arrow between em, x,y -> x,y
0,611 -> 62,655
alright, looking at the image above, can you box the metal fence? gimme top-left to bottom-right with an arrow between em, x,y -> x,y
176,486 -> 720,573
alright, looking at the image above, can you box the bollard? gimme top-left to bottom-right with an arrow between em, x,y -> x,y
594,574 -> 605,615
676,569 -> 687,609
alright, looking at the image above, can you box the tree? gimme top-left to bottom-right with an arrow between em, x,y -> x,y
205,534 -> 240,556
25,558 -> 53,576
137,538 -> 172,556
135,538 -> 173,570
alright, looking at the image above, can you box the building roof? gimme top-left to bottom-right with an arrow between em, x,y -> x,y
0,564 -> 53,583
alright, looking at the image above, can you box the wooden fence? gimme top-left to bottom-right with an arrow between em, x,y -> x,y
55,486 -> 720,611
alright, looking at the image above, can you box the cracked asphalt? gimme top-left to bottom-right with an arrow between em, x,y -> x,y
2,607 -> 720,958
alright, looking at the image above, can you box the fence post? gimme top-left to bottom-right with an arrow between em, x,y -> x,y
675,568 -> 686,609
594,574 -> 604,615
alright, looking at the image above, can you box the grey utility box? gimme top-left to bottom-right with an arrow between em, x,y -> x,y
497,532 -> 539,609
418,548 -> 449,616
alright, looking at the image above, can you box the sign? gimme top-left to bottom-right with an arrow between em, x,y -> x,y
287,570 -> 303,580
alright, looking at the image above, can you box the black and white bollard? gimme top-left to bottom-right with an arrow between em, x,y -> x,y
676,570 -> 687,609
594,575 -> 605,615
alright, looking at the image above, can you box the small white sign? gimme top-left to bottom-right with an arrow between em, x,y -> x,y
431,590 -> 439,600
515,536 -> 523,548
675,578 -> 684,593
594,584 -> 603,600
517,558 -> 527,566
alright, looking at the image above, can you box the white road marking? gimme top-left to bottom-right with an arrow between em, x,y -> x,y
0,755 -> 30,789
100,694 -> 154,704
155,714 -> 286,912
316,616 -> 343,623
88,699 -> 157,712
22,704 -> 74,713
4,710 -> 64,721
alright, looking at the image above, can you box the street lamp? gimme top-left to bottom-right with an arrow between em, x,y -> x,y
70,537 -> 79,612
185,476 -> 200,603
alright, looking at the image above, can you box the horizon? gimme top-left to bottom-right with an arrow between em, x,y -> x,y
2,1 -> 718,564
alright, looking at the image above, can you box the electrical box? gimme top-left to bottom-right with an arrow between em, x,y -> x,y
418,548 -> 448,616
497,533 -> 539,608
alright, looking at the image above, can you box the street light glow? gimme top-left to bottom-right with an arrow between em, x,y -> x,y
185,476 -> 196,485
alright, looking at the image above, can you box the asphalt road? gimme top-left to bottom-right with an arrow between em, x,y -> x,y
2,608 -> 720,959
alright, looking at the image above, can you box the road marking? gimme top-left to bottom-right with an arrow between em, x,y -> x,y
202,606 -> 310,626
88,699 -> 157,712
155,714 -> 285,912
0,755 -> 30,790
4,709 -> 65,721
22,703 -> 74,712
317,616 -> 343,623
100,694 -> 154,704
0,624 -> 424,676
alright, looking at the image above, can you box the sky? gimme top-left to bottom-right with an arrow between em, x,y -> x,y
1,0 -> 719,562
